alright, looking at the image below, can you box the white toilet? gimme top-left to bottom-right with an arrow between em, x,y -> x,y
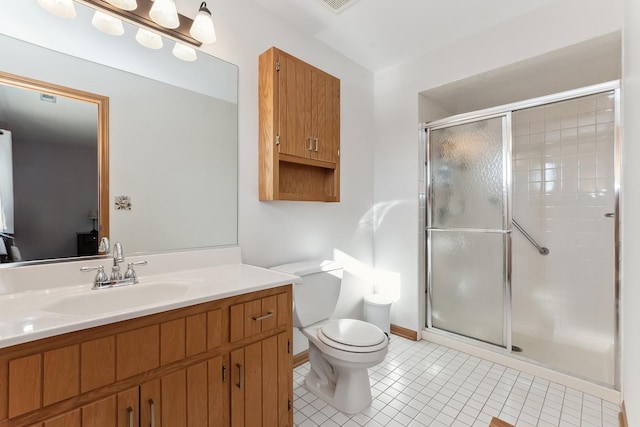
271,260 -> 389,414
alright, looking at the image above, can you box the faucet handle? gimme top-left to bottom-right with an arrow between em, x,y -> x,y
124,260 -> 147,283
81,265 -> 109,287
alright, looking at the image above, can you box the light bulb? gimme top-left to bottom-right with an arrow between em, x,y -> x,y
37,0 -> 76,19
91,11 -> 125,36
172,42 -> 197,62
190,2 -> 216,44
104,0 -> 138,11
135,28 -> 163,49
149,0 -> 180,29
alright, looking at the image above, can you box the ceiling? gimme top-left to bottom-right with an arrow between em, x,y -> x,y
247,0 -> 558,72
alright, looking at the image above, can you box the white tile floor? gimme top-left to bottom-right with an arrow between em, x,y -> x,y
293,336 -> 621,427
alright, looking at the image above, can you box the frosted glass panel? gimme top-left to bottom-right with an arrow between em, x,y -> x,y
430,117 -> 505,230
430,230 -> 505,346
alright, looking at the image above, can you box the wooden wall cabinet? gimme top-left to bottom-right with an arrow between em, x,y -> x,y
259,46 -> 341,202
0,285 -> 293,427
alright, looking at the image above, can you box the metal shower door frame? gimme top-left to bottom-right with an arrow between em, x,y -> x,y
419,80 -> 621,389
423,112 -> 513,351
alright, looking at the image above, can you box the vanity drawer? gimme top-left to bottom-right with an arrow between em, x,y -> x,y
229,292 -> 289,342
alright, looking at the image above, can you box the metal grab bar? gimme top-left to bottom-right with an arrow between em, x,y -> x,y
512,220 -> 549,256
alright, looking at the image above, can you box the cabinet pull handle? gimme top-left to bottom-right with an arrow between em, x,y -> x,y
236,363 -> 243,389
314,137 -> 319,152
222,363 -> 227,382
307,137 -> 313,151
252,311 -> 275,321
127,407 -> 134,427
149,399 -> 155,427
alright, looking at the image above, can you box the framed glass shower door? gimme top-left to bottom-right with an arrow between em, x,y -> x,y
426,114 -> 511,348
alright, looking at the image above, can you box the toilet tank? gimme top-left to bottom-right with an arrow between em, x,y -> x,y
270,260 -> 343,328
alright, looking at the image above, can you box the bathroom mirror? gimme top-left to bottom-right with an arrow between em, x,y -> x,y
0,0 -> 238,264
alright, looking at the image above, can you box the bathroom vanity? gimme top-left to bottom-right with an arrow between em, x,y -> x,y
0,248 -> 297,427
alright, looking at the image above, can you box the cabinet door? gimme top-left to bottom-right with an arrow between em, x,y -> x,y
141,379 -> 160,427
161,370 -> 187,427
187,362 -> 208,427
230,333 -> 292,427
117,387 -> 139,427
230,348 -> 245,427
209,354 -> 230,427
311,70 -> 340,164
278,52 -> 312,159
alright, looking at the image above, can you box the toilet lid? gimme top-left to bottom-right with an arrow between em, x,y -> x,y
320,319 -> 386,347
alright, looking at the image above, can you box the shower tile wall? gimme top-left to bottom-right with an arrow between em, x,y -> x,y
511,92 -> 616,386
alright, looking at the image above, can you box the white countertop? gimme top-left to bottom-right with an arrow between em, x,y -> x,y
0,262 -> 300,349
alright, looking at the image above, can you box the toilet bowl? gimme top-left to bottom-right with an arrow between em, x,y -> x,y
302,318 -> 388,413
270,260 -> 389,414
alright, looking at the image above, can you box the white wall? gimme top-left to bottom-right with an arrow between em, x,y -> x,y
622,0 -> 640,420
373,0 -> 624,335
187,1 -> 376,353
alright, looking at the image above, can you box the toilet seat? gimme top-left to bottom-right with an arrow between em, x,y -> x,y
317,319 -> 387,353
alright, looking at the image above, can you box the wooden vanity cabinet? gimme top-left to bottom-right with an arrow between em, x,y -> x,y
259,46 -> 340,202
0,285 -> 293,427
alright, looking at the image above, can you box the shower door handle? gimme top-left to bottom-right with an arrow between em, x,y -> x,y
605,213 -> 615,218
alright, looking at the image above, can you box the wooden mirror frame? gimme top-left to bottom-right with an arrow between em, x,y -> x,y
0,70 -> 110,244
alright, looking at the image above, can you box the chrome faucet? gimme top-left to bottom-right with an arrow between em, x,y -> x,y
81,241 -> 147,289
111,241 -> 125,280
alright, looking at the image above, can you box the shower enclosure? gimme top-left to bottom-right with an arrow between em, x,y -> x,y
421,82 -> 620,389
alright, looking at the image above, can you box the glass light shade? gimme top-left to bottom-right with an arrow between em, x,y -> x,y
91,11 -> 125,36
172,42 -> 197,62
105,0 -> 138,11
37,0 -> 76,18
190,3 -> 216,44
149,0 -> 180,29
135,28 -> 163,49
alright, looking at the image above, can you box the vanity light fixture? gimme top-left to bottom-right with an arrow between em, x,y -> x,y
172,42 -> 197,62
190,2 -> 216,44
149,0 -> 180,29
37,0 -> 77,18
135,27 -> 163,49
37,0 -> 219,61
91,10 -> 125,35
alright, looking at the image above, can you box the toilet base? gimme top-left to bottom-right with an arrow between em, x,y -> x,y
304,362 -> 373,414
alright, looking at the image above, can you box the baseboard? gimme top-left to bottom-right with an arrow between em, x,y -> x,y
390,324 -> 418,341
620,401 -> 628,427
490,417 -> 515,427
293,350 -> 309,368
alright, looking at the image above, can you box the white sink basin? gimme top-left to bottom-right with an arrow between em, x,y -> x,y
42,281 -> 190,316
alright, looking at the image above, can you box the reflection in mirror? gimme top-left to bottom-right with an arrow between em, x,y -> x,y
0,0 -> 238,266
0,71 -> 109,263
